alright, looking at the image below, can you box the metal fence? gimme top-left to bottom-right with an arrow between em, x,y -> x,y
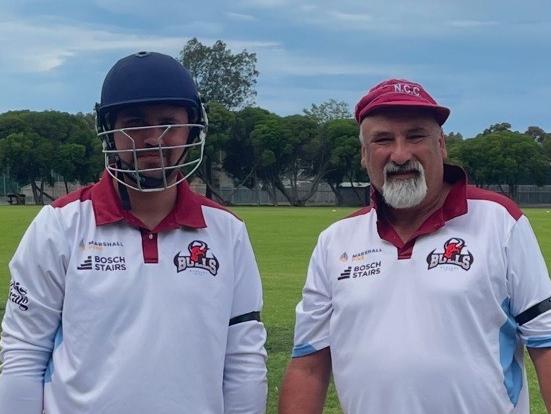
486,185 -> 551,206
2,183 -> 551,207
193,182 -> 370,207
209,184 -> 551,207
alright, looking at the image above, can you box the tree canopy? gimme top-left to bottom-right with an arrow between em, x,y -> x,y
303,99 -> 352,125
180,38 -> 258,110
0,110 -> 101,203
451,129 -> 549,201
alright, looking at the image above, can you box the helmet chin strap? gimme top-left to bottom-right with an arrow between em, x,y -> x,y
116,165 -> 132,211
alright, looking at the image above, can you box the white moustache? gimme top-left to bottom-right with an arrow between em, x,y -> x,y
384,161 -> 422,178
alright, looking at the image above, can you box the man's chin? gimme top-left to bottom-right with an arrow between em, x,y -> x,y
382,180 -> 427,209
384,198 -> 424,210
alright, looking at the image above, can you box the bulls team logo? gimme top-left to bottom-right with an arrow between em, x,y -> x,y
426,238 -> 473,271
173,240 -> 220,276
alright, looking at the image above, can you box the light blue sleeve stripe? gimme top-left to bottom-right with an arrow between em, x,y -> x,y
292,343 -> 318,357
526,336 -> 551,348
499,298 -> 523,406
44,323 -> 63,383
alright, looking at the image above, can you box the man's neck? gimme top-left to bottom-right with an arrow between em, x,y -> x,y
381,182 -> 452,243
116,180 -> 179,230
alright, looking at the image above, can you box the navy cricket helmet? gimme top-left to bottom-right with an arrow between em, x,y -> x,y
95,51 -> 208,192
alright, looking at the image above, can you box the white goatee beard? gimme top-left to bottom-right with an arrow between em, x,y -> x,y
381,160 -> 427,209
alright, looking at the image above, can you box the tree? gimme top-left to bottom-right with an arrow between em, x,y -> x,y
445,131 -> 463,143
223,107 -> 275,196
180,38 -> 259,110
0,111 -> 101,204
480,122 -> 512,136
193,102 -> 236,203
276,115 -> 327,206
453,130 -> 548,201
525,126 -> 547,144
248,118 -> 285,204
237,114 -> 324,206
303,99 -> 352,125
543,136 -> 551,161
444,131 -> 464,162
0,131 -> 53,203
322,119 -> 367,205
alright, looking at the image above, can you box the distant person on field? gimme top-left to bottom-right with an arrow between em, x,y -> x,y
279,78 -> 551,414
0,51 -> 267,414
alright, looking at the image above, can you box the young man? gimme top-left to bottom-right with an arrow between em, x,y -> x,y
0,51 -> 267,414
279,79 -> 551,413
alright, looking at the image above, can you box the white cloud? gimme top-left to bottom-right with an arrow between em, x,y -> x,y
299,4 -> 317,12
331,11 -> 373,23
256,47 -> 424,77
0,20 -> 186,72
238,0 -> 289,8
226,11 -> 257,21
0,17 -> 280,74
450,20 -> 499,28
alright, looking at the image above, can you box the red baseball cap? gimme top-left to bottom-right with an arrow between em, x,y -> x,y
354,79 -> 450,125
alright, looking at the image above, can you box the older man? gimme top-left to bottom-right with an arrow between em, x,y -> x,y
279,79 -> 551,413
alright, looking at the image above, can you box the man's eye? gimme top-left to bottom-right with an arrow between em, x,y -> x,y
123,120 -> 144,128
160,118 -> 185,125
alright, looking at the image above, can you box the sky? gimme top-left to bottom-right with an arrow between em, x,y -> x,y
0,0 -> 550,137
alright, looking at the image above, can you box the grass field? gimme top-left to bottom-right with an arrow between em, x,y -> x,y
0,205 -> 550,413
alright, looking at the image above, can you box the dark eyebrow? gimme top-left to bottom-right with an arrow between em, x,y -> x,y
160,114 -> 183,122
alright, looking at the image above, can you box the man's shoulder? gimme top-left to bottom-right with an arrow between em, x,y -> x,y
345,206 -> 373,219
320,206 -> 374,238
51,183 -> 96,209
189,191 -> 242,223
465,185 -> 523,221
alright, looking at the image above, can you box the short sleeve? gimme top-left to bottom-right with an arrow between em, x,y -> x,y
292,232 -> 332,357
506,215 -> 551,348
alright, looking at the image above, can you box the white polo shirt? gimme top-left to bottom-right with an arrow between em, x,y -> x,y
293,165 -> 551,414
0,172 -> 267,414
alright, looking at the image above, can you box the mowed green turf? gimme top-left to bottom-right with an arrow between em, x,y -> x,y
0,205 -> 550,413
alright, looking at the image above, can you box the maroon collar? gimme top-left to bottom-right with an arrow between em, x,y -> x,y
370,164 -> 468,251
91,171 -> 207,231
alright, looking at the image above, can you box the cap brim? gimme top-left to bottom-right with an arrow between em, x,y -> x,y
359,102 -> 450,126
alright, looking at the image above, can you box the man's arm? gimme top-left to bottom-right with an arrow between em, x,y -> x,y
279,347 -> 332,414
280,229 -> 333,414
223,222 -> 267,413
0,206 -> 67,414
224,320 -> 267,413
528,347 -> 551,413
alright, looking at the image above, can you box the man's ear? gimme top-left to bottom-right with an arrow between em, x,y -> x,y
439,129 -> 448,160
361,144 -> 367,169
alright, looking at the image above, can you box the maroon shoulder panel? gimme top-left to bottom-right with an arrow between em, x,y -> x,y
346,206 -> 373,219
51,184 -> 94,208
193,193 -> 243,222
466,185 -> 523,221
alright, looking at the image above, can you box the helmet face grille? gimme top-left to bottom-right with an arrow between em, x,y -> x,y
95,52 -> 208,191
99,119 -> 207,192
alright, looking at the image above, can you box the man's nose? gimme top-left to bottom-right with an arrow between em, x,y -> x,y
142,127 -> 167,146
389,139 -> 412,165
